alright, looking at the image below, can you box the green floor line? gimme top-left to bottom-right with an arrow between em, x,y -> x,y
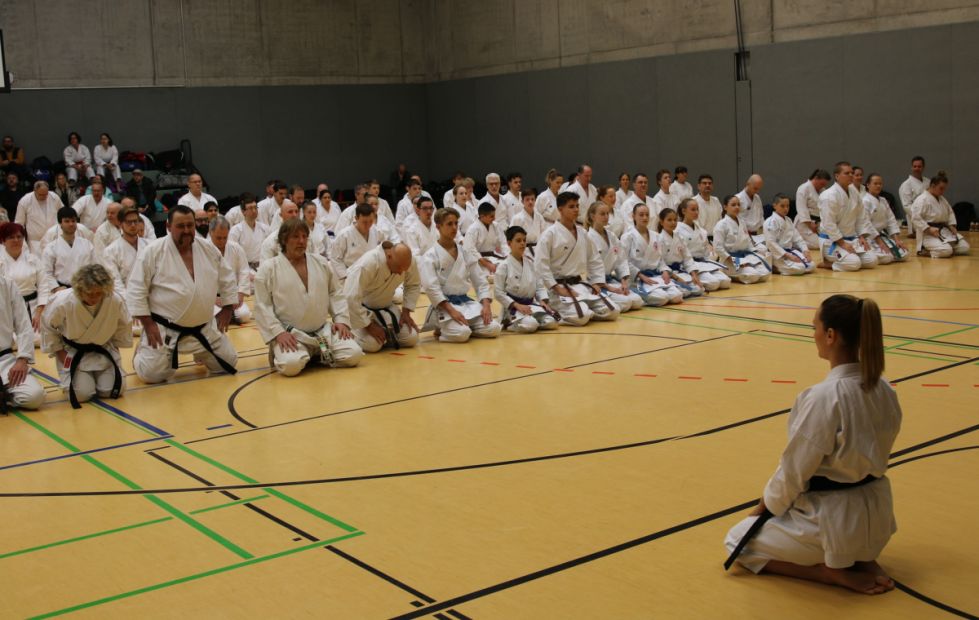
926,324 -> 979,340
885,340 -> 916,351
13,414 -> 254,561
163,440 -> 359,533
28,531 -> 365,620
0,495 -> 272,561
0,518 -> 172,561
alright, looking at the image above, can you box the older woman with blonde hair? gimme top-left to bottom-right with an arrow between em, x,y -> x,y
41,263 -> 132,408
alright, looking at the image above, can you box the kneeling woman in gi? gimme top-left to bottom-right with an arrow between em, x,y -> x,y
255,219 -> 363,377
420,207 -> 501,343
724,294 -> 901,595
621,204 -> 683,306
41,264 -> 132,408
713,194 -> 771,284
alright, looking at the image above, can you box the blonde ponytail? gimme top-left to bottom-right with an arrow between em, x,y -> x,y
858,298 -> 884,390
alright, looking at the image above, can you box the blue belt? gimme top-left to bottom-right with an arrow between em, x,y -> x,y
639,268 -> 661,277
446,294 -> 474,305
728,250 -> 772,273
818,233 -> 856,255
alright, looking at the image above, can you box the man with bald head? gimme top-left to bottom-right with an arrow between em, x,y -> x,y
735,174 -> 766,237
260,200 -> 300,260
343,241 -> 421,353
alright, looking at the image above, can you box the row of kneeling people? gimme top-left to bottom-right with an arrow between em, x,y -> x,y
0,169 -> 971,411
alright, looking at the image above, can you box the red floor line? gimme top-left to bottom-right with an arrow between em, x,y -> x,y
921,384 -> 950,388
634,373 -> 657,378
480,361 -> 499,366
592,371 -> 614,375
554,368 -> 574,373
723,378 -> 749,382
390,352 -> 407,356
771,380 -> 797,384
516,364 -> 536,369
678,376 -> 702,380
447,359 -> 466,363
418,355 -> 434,359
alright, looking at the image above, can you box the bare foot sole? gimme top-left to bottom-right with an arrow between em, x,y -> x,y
853,561 -> 895,592
824,566 -> 891,595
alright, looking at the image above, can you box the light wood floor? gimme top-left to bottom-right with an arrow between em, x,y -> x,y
1,235 -> 977,619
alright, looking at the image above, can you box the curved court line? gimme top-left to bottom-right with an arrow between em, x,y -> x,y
387,442 -> 979,620
209,332 -> 740,446
225,371 -> 274,428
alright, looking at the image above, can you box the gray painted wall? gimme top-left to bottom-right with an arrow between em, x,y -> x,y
0,84 -> 429,198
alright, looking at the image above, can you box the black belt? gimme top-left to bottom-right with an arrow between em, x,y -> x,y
555,276 -> 582,286
810,216 -> 821,223
365,305 -> 401,350
62,336 -> 123,409
150,313 -> 237,375
480,251 -> 505,259
0,347 -> 12,414
724,474 -> 879,570
23,291 -> 37,313
57,281 -> 72,289
248,261 -> 259,270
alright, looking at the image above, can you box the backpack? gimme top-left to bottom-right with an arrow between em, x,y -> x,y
153,149 -> 185,172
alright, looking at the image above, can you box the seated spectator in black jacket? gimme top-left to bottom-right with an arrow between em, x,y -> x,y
0,136 -> 27,178
0,171 -> 25,222
124,169 -> 157,211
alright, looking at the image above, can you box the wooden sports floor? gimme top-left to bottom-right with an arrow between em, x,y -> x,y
2,236 -> 977,619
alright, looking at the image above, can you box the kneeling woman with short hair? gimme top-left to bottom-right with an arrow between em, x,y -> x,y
41,264 -> 131,407
724,294 -> 901,595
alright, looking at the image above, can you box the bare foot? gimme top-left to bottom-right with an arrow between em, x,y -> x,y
853,561 -> 895,592
817,261 -> 833,270
823,565 -> 891,595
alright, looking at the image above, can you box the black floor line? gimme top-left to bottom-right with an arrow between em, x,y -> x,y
8,353 -> 978,500
147,447 -> 466,616
893,581 -> 978,619
190,332 -> 743,446
386,434 -> 979,620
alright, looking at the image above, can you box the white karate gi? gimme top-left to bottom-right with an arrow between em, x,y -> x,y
818,184 -> 877,271
139,214 -> 157,241
212,240 -> 253,323
502,191 -> 522,221
536,222 -> 620,325
63,144 -> 95,182
0,247 -> 54,342
441,188 -> 455,211
764,213 -> 814,276
724,363 -> 901,573
395,197 -> 416,228
257,197 -> 285,227
229,220 -> 269,266
224,206 -> 243,227
454,202 -> 479,238
794,180 -> 822,250
0,276 -> 45,409
343,244 -> 421,353
419,242 -> 502,342
376,197 -> 395,224
670,180 -> 694,201
735,189 -> 765,235
126,236 -> 239,383
862,194 -> 907,264
898,175 -> 929,235
103,236 -> 147,294
659,230 -> 706,296
910,192 -> 970,258
713,215 -> 771,284
567,180 -> 597,224
403,218 -> 438,258
177,191 -> 218,212
39,223 -> 95,256
329,225 -> 388,280
93,221 -> 122,256
306,221 -> 330,258
615,187 -> 633,209
586,227 -> 643,311
317,203 -> 342,233
463,220 -> 508,270
535,189 -> 559,223
510,208 -> 546,246
71,194 -> 110,233
494,254 -> 558,333
650,190 -> 677,220
694,194 -> 723,238
254,253 -> 362,376
619,194 -> 655,234
675,221 -> 730,290
621,228 -> 683,305
15,192 -> 63,255
41,288 -> 132,404
42,235 -> 99,288
479,192 -> 508,226
92,144 -> 121,182
334,206 -> 401,243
